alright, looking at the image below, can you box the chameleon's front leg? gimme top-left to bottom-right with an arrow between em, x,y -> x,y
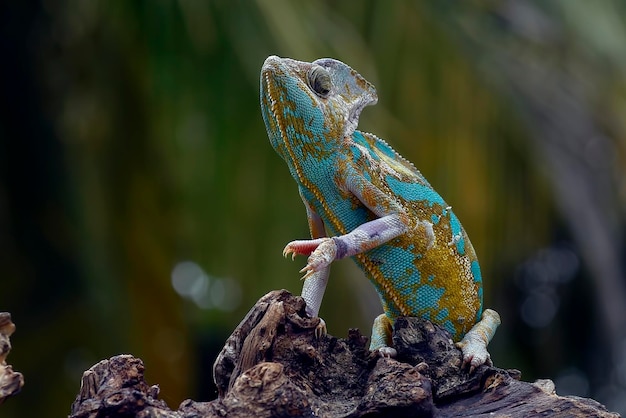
282,239 -> 329,337
300,266 -> 329,338
289,193 -> 330,337
284,214 -> 406,339
284,214 -> 408,279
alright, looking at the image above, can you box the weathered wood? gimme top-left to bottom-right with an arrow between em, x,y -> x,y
69,291 -> 619,417
0,313 -> 23,405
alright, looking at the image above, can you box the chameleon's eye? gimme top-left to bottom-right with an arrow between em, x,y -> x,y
307,66 -> 331,98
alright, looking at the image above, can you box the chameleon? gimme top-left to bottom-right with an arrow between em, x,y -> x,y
260,55 -> 500,370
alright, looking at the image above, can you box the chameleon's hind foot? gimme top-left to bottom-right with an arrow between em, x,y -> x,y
376,346 -> 398,358
370,314 -> 396,358
456,309 -> 501,373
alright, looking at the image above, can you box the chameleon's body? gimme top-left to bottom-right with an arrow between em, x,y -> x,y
260,56 -> 499,367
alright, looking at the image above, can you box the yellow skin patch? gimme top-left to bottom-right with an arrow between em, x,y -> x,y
347,132 -> 482,341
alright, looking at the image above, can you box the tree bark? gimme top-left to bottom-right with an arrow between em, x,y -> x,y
0,313 -> 24,405
69,291 -> 618,417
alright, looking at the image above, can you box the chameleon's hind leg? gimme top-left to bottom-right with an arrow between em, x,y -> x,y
370,313 -> 397,358
456,308 -> 501,372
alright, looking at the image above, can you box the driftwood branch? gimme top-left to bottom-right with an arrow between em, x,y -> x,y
0,313 -> 24,405
69,291 -> 618,417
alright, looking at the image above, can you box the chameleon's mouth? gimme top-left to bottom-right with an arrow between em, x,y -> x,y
260,56 -> 338,227
261,56 -> 304,135
260,55 -> 315,193
261,72 -> 278,124
260,57 -> 291,161
260,56 -> 281,113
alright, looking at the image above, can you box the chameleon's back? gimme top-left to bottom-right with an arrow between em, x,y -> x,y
343,130 -> 483,339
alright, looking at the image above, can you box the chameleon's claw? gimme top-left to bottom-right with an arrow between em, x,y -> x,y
315,318 -> 327,339
307,238 -> 337,270
377,346 -> 398,358
299,266 -> 316,281
282,246 -> 297,260
293,238 -> 337,280
282,238 -> 328,260
456,309 -> 500,373
457,348 -> 492,374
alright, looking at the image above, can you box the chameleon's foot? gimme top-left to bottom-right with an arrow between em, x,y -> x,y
377,346 -> 398,358
296,238 -> 337,280
315,318 -> 327,339
283,237 -> 328,259
456,338 -> 492,373
455,308 -> 501,373
370,313 -> 396,358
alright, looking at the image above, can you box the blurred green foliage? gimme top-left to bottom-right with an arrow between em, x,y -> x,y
1,1 -> 625,416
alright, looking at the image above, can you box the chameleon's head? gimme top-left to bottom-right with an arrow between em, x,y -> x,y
260,56 -> 378,168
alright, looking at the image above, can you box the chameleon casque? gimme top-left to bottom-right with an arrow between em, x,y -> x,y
260,55 -> 500,369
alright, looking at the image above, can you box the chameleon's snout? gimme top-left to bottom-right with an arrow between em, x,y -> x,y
262,55 -> 281,72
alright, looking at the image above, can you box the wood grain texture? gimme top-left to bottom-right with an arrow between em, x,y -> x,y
0,313 -> 23,405
69,292 -> 618,417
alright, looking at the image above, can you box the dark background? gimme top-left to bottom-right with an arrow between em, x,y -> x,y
2,1 -> 626,416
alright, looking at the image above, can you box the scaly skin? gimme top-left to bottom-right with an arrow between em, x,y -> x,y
260,56 -> 500,370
